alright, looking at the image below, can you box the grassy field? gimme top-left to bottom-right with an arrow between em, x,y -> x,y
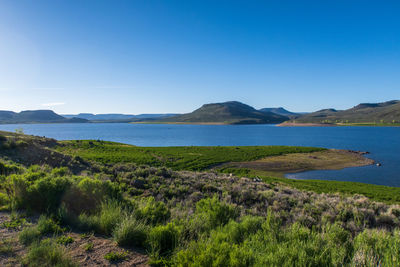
56,140 -> 323,171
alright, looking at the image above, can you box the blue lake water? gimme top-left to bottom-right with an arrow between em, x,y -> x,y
0,123 -> 399,187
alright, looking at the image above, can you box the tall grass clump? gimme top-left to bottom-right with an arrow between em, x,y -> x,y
19,215 -> 64,246
113,216 -> 148,247
98,200 -> 126,235
23,239 -> 77,267
148,222 -> 181,261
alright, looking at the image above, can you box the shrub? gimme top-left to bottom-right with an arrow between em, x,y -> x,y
195,196 -> 239,227
8,173 -> 72,213
135,197 -> 170,225
0,192 -> 9,208
0,161 -> 20,176
98,200 -> 126,235
36,215 -> 64,235
61,177 -> 122,215
23,239 -> 78,267
223,216 -> 264,244
173,237 -> 254,267
352,229 -> 400,266
113,216 -> 148,247
184,196 -> 239,239
148,222 -> 180,257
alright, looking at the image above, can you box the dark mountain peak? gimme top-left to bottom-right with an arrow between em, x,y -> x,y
201,101 -> 255,110
317,109 -> 338,113
160,101 -> 288,124
19,110 -> 65,121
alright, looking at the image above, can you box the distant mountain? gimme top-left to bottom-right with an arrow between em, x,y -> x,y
288,100 -> 400,124
63,113 -> 178,121
259,107 -> 300,117
0,110 -> 88,124
155,101 -> 289,124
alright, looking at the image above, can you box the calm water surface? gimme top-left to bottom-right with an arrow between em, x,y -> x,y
0,123 -> 398,187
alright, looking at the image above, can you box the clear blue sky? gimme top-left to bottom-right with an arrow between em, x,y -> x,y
1,0 -> 399,114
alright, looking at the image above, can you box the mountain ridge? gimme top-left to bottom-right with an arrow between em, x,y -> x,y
287,100 -> 400,124
0,110 -> 88,124
153,101 -> 289,124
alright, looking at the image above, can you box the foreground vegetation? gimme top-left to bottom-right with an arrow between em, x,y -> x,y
1,131 -> 400,266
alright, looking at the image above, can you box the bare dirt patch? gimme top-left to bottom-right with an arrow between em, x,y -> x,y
219,149 -> 374,176
0,212 -> 149,267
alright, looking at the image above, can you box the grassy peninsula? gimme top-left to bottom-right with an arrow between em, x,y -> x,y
1,131 -> 400,266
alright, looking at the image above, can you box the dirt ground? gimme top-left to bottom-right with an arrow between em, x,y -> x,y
218,149 -> 375,176
0,212 -> 149,267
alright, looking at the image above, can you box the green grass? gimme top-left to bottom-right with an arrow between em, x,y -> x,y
104,250 -> 128,262
56,140 -> 324,171
23,239 -> 77,267
56,235 -> 74,245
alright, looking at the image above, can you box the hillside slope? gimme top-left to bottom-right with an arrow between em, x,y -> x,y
289,100 -> 400,124
0,110 -> 88,124
157,101 -> 288,124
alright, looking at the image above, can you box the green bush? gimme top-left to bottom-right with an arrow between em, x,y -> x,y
7,173 -> 72,213
0,192 -> 9,208
184,196 -> 239,239
23,239 -> 77,267
113,216 -> 148,247
148,222 -> 180,257
62,177 -> 122,215
98,200 -> 126,235
0,161 -> 20,176
195,196 -> 238,227
135,197 -> 170,225
36,215 -> 64,235
173,237 -> 254,267
352,229 -> 400,266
